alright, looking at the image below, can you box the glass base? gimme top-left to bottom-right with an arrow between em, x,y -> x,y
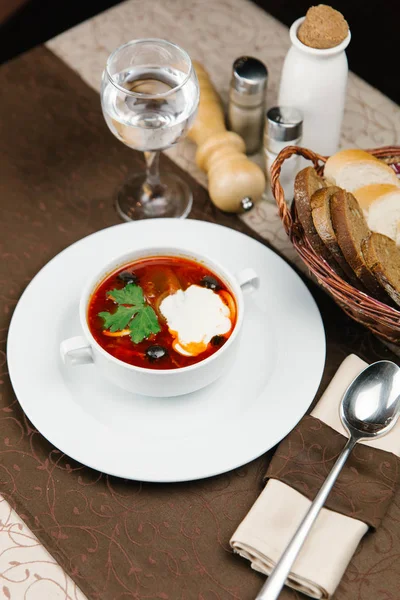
115,172 -> 193,221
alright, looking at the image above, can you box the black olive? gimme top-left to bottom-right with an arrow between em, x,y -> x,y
146,345 -> 168,361
200,275 -> 221,291
118,271 -> 138,285
211,335 -> 225,346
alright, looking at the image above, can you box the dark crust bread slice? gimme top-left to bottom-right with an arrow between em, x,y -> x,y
311,186 -> 362,286
362,233 -> 400,308
330,190 -> 389,299
294,168 -> 344,274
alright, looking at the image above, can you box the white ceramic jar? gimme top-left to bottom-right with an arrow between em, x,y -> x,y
278,17 -> 351,156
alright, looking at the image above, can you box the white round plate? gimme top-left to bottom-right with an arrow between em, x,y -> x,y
8,219 -> 325,482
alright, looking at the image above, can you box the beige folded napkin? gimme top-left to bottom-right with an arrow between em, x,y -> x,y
230,354 -> 400,599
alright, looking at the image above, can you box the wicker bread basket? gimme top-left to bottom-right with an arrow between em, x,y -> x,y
270,145 -> 400,344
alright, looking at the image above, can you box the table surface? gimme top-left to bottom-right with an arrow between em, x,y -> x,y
1,0 -> 399,598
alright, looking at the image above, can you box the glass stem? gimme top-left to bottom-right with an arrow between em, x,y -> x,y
143,151 -> 163,198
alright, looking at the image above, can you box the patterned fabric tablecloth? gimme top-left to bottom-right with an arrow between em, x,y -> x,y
1,0 -> 399,597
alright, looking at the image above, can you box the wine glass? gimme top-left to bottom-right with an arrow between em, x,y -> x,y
101,39 -> 199,221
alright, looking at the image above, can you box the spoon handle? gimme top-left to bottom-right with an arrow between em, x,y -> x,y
255,436 -> 357,600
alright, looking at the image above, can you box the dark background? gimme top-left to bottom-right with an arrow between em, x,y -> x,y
0,0 -> 399,104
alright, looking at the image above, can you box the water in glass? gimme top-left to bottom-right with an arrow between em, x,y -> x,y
102,66 -> 198,151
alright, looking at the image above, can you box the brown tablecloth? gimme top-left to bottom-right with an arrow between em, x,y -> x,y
0,46 -> 399,600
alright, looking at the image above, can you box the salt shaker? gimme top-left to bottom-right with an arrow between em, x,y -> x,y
228,57 -> 268,155
264,106 -> 303,203
278,17 -> 350,156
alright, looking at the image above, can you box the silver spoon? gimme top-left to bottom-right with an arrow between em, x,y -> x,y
255,360 -> 400,600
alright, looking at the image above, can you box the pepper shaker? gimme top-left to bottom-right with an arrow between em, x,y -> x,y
264,106 -> 303,204
188,61 -> 266,213
228,57 -> 268,155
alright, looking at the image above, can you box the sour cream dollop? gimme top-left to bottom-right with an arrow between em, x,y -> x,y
159,284 -> 233,356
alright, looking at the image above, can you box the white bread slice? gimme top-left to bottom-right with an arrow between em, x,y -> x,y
324,149 -> 400,191
397,222 -> 400,247
353,184 -> 400,242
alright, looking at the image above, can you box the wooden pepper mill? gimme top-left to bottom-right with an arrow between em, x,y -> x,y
188,61 -> 266,213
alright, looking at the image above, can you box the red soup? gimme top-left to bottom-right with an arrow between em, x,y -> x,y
87,256 -> 237,370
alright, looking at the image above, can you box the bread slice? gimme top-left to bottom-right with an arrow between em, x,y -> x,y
330,190 -> 385,297
324,149 -> 400,192
362,233 -> 400,307
294,167 -> 341,269
353,184 -> 400,242
311,186 -> 362,286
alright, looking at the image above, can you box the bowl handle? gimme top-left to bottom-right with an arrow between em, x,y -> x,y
60,336 -> 94,366
235,268 -> 259,294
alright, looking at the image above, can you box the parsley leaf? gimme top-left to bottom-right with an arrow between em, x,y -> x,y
99,283 -> 160,344
129,305 -> 161,343
107,283 -> 144,306
98,306 -> 138,332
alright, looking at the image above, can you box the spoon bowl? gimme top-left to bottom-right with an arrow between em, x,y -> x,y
341,360 -> 400,439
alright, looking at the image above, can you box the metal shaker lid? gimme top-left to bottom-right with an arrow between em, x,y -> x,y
231,56 -> 268,97
265,106 -> 303,142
